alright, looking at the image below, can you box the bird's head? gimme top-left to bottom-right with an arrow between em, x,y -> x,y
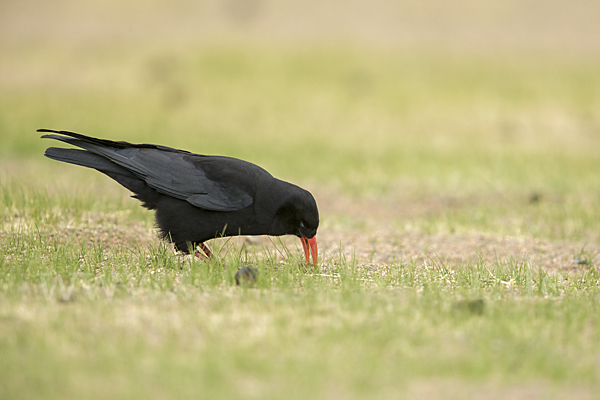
269,182 -> 319,266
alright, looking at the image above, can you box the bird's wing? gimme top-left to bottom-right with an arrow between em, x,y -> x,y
41,131 -> 254,211
137,150 -> 255,211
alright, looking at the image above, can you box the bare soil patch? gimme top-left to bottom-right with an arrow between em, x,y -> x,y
20,208 -> 595,274
318,228 -> 597,273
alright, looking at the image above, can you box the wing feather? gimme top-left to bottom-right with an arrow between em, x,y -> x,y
41,130 -> 256,211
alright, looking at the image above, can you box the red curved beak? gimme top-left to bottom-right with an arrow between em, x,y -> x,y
300,236 -> 318,267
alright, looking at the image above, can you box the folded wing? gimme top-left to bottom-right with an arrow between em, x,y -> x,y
40,129 -> 254,212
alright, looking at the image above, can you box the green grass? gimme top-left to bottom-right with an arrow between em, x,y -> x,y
3,47 -> 600,186
1,232 -> 599,399
2,13 -> 600,399
3,45 -> 600,243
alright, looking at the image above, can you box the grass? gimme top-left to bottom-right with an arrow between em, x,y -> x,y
2,2 -> 600,398
0,228 -> 600,398
1,232 -> 599,399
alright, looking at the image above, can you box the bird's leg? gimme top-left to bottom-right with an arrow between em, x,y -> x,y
194,242 -> 212,259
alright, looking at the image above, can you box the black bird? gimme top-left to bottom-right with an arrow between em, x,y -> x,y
40,129 -> 319,265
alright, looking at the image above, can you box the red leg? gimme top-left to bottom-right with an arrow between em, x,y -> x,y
195,242 -> 212,258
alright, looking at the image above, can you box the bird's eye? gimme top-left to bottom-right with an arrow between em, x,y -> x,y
299,221 -> 306,229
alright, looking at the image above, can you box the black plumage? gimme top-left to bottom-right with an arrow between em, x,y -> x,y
40,129 -> 319,265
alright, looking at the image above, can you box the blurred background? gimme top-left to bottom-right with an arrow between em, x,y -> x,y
1,0 -> 600,240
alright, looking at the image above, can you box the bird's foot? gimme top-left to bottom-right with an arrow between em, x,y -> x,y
194,243 -> 212,259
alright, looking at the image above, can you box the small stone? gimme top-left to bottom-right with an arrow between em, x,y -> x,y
453,298 -> 485,315
235,266 -> 258,286
529,192 -> 542,204
573,257 -> 589,265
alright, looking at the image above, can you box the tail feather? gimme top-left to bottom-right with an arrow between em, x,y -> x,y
38,128 -> 183,153
43,145 -> 161,210
44,147 -> 128,175
39,129 -> 134,149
